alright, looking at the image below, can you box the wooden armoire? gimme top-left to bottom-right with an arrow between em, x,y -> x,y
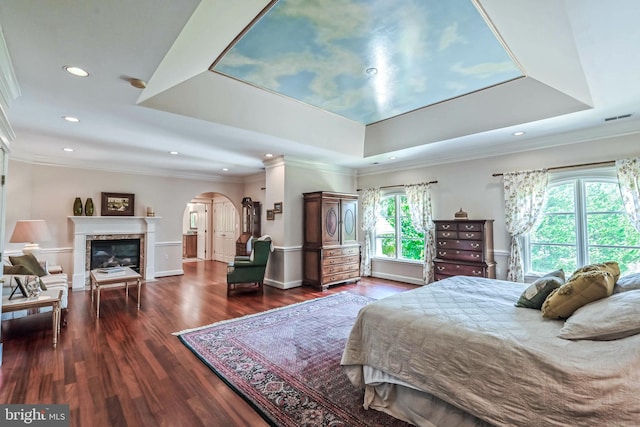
302,191 -> 360,290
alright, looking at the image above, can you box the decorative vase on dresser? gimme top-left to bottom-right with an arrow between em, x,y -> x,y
433,219 -> 496,281
73,197 -> 83,216
302,191 -> 360,291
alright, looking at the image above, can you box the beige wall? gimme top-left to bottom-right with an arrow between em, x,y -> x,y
357,133 -> 640,283
5,160 -> 245,278
6,132 -> 638,288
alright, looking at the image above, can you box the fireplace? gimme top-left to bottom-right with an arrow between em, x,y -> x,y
85,234 -> 145,280
69,216 -> 159,291
90,238 -> 141,272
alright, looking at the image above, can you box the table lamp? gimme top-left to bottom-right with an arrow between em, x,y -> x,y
9,220 -> 52,255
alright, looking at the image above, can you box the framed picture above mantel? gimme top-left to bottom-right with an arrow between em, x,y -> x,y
101,192 -> 135,216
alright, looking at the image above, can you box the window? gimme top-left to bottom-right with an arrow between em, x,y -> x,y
375,194 -> 425,261
526,169 -> 640,276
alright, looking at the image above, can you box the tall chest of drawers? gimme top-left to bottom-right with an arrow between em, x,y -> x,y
433,219 -> 495,281
302,191 -> 360,291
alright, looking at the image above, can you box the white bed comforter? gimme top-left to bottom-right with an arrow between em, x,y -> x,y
341,276 -> 640,426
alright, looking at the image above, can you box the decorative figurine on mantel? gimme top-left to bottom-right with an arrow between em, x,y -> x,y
454,208 -> 468,220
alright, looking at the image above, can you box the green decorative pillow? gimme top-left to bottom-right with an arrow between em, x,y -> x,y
9,253 -> 48,277
516,269 -> 565,309
542,268 -> 616,319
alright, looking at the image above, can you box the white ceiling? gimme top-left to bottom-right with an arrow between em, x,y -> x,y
0,0 -> 639,181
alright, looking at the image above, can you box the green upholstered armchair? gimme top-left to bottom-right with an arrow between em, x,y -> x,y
226,238 -> 272,296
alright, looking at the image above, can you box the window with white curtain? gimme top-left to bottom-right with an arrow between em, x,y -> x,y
525,168 -> 640,276
374,193 -> 425,261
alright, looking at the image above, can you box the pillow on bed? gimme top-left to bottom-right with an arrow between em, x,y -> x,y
515,269 -> 565,309
613,273 -> 640,294
541,265 -> 617,319
568,261 -> 620,283
558,290 -> 640,340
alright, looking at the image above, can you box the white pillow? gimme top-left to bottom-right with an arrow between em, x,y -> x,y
613,272 -> 640,294
558,290 -> 640,341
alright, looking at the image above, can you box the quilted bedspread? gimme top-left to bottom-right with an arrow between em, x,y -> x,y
341,276 -> 640,426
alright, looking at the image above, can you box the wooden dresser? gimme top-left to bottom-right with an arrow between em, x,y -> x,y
433,219 -> 495,281
302,191 -> 360,290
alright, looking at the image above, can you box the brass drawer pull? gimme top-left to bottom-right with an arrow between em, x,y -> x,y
442,224 -> 450,229
438,251 -> 447,256
470,243 -> 480,248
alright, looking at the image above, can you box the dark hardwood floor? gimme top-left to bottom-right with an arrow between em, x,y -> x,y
0,261 -> 415,427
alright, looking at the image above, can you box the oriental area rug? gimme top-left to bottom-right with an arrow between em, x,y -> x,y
175,292 -> 410,427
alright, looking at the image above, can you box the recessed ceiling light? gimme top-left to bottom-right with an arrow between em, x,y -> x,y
365,67 -> 378,76
169,151 -> 179,155
63,65 -> 89,77
265,153 -> 274,158
513,131 -> 525,136
222,168 -> 229,172
63,148 -> 74,152
389,156 -> 397,160
63,116 -> 80,123
128,78 -> 146,89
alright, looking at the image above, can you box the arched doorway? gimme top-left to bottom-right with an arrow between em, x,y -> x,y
182,192 -> 239,264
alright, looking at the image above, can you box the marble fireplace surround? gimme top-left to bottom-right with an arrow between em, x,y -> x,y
69,216 -> 160,291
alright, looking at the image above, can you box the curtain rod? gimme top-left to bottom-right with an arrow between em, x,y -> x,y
357,180 -> 438,191
492,160 -> 615,177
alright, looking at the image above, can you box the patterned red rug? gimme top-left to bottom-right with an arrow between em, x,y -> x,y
176,292 -> 410,427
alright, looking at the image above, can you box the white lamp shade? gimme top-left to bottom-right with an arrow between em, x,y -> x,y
10,220 -> 52,252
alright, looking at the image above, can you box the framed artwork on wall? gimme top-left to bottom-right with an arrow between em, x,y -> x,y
266,209 -> 275,220
273,202 -> 283,214
101,192 -> 135,216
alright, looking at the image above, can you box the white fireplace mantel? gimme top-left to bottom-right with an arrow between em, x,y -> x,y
69,216 -> 161,291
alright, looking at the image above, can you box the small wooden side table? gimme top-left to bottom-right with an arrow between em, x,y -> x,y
90,267 -> 142,318
2,289 -> 62,348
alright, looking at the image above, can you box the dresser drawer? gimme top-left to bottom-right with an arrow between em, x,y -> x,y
457,222 -> 484,232
323,263 -> 354,275
437,230 -> 458,239
436,222 -> 458,231
324,248 -> 343,257
436,239 -> 483,251
434,261 -> 485,277
457,231 -> 483,240
323,270 -> 360,284
436,250 -> 483,262
323,254 -> 359,266
341,246 -> 360,256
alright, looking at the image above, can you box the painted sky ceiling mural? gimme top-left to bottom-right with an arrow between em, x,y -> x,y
213,0 -> 523,125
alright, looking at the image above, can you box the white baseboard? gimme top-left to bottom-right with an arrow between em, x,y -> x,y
371,272 -> 424,286
264,278 -> 302,290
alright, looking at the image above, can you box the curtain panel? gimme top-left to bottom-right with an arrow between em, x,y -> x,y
616,157 -> 640,233
503,169 -> 548,282
405,183 -> 435,284
360,188 -> 381,277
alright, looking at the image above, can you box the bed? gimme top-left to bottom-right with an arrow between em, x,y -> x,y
341,275 -> 640,427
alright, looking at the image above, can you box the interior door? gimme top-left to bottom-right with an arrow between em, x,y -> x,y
213,198 -> 238,263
